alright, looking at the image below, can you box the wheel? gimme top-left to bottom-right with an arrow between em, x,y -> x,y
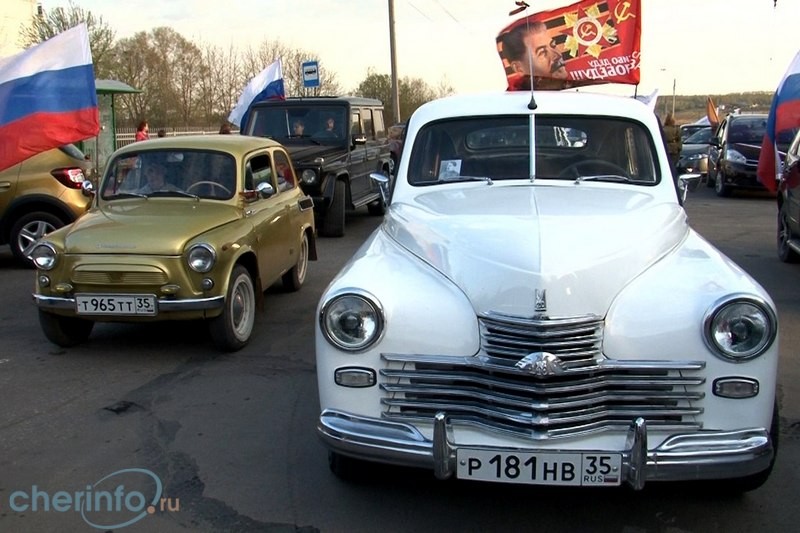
209,265 -> 256,351
706,168 -> 716,188
282,231 -> 309,292
328,451 -> 370,482
320,180 -> 346,238
558,159 -> 630,179
38,310 -> 94,347
186,180 -> 231,195
10,211 -> 66,268
777,204 -> 800,262
714,170 -> 732,197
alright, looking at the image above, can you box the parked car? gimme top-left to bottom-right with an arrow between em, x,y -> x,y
0,144 -> 92,267
240,96 -> 392,237
777,127 -> 800,262
675,126 -> 712,179
315,91 -> 779,493
708,113 -> 794,196
31,135 -> 317,351
679,123 -> 709,143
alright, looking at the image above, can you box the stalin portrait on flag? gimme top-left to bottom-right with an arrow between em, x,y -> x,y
497,0 -> 642,91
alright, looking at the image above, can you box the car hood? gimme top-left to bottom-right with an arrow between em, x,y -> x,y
61,201 -> 242,255
730,142 -> 762,160
283,143 -> 346,164
679,143 -> 709,156
384,185 -> 688,318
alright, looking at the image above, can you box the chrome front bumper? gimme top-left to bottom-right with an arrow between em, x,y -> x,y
317,409 -> 774,489
32,294 -> 225,312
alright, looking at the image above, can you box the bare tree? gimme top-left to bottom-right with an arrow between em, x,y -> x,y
18,1 -> 116,78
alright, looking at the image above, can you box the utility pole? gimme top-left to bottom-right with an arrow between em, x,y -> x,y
672,78 -> 676,117
388,0 -> 401,124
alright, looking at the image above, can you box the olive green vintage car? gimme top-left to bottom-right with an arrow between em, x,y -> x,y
30,135 -> 317,351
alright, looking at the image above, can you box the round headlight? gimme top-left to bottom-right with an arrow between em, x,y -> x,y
320,292 -> 384,352
187,244 -> 216,273
30,243 -> 57,270
704,296 -> 777,362
301,169 -> 317,185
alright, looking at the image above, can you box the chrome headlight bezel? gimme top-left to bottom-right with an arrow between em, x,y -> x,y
703,294 -> 777,362
187,243 -> 216,273
320,290 -> 384,352
30,242 -> 58,271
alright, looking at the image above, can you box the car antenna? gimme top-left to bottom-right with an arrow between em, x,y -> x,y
510,1 -> 537,110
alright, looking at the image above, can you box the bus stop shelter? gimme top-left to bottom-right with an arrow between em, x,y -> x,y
81,79 -> 141,177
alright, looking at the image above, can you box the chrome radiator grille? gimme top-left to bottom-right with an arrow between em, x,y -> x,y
380,314 -> 706,439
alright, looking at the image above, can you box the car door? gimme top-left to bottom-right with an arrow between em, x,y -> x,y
708,118 -> 727,181
348,108 -> 371,204
783,132 -> 800,230
244,152 -> 292,285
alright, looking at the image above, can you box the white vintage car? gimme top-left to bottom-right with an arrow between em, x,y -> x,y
314,91 -> 779,492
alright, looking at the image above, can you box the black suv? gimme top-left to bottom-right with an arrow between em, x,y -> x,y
708,113 -> 793,197
241,96 -> 391,237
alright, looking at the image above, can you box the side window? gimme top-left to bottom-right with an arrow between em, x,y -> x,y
274,150 -> 296,192
373,108 -> 386,139
351,111 -> 362,135
363,109 -> 374,140
246,153 -> 273,192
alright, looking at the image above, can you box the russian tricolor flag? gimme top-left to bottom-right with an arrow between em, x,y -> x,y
0,23 -> 99,172
228,59 -> 285,128
757,50 -> 800,193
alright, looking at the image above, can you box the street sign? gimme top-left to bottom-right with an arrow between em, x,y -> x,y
302,61 -> 320,88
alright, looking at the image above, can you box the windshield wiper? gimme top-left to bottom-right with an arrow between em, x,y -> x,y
574,174 -> 632,184
148,190 -> 200,199
110,192 -> 148,199
439,175 -> 494,185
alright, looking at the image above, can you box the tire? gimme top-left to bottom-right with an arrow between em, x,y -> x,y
778,204 -> 800,263
10,211 -> 66,268
328,451 -> 370,482
320,180 -> 346,238
38,310 -> 94,347
282,231 -> 309,292
706,168 -> 716,188
714,170 -> 732,197
209,265 -> 256,351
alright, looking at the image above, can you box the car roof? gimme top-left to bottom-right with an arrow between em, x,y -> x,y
409,91 -> 655,124
265,96 -> 383,107
115,134 -> 283,156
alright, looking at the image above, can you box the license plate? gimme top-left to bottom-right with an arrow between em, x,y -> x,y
456,449 -> 622,486
75,294 -> 157,316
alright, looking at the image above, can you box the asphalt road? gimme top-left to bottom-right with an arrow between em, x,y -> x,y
0,189 -> 798,533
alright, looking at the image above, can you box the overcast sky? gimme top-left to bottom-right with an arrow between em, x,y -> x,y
46,0 -> 800,97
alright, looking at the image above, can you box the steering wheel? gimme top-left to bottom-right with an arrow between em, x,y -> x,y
558,159 -> 630,179
186,181 -> 231,195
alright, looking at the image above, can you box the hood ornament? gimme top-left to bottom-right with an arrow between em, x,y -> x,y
515,352 -> 565,377
534,289 -> 547,313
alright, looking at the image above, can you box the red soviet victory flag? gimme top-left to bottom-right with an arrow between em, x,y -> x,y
496,0 -> 642,91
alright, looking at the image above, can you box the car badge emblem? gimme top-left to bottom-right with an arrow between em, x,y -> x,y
534,289 -> 547,312
515,352 -> 565,377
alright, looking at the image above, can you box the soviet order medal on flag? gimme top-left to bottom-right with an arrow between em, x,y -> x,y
0,23 -> 99,172
497,0 -> 642,91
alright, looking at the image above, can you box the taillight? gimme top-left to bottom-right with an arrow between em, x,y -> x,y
51,168 -> 86,189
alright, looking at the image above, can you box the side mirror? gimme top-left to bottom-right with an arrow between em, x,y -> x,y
370,172 -> 390,206
352,134 -> 367,146
678,173 -> 702,202
81,179 -> 95,197
256,181 -> 275,199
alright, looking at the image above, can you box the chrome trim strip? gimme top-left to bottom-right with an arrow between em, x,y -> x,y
317,409 -> 774,489
32,294 -> 224,312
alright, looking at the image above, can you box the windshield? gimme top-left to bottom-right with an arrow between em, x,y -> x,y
101,149 -> 237,200
684,127 -> 712,144
245,105 -> 348,144
407,116 -> 658,185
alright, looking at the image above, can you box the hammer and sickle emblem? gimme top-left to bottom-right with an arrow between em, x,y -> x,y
578,23 -> 597,40
614,1 -> 635,22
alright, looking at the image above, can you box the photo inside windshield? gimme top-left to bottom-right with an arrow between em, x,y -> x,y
101,150 -> 237,200
247,106 -> 348,143
407,116 -> 658,185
